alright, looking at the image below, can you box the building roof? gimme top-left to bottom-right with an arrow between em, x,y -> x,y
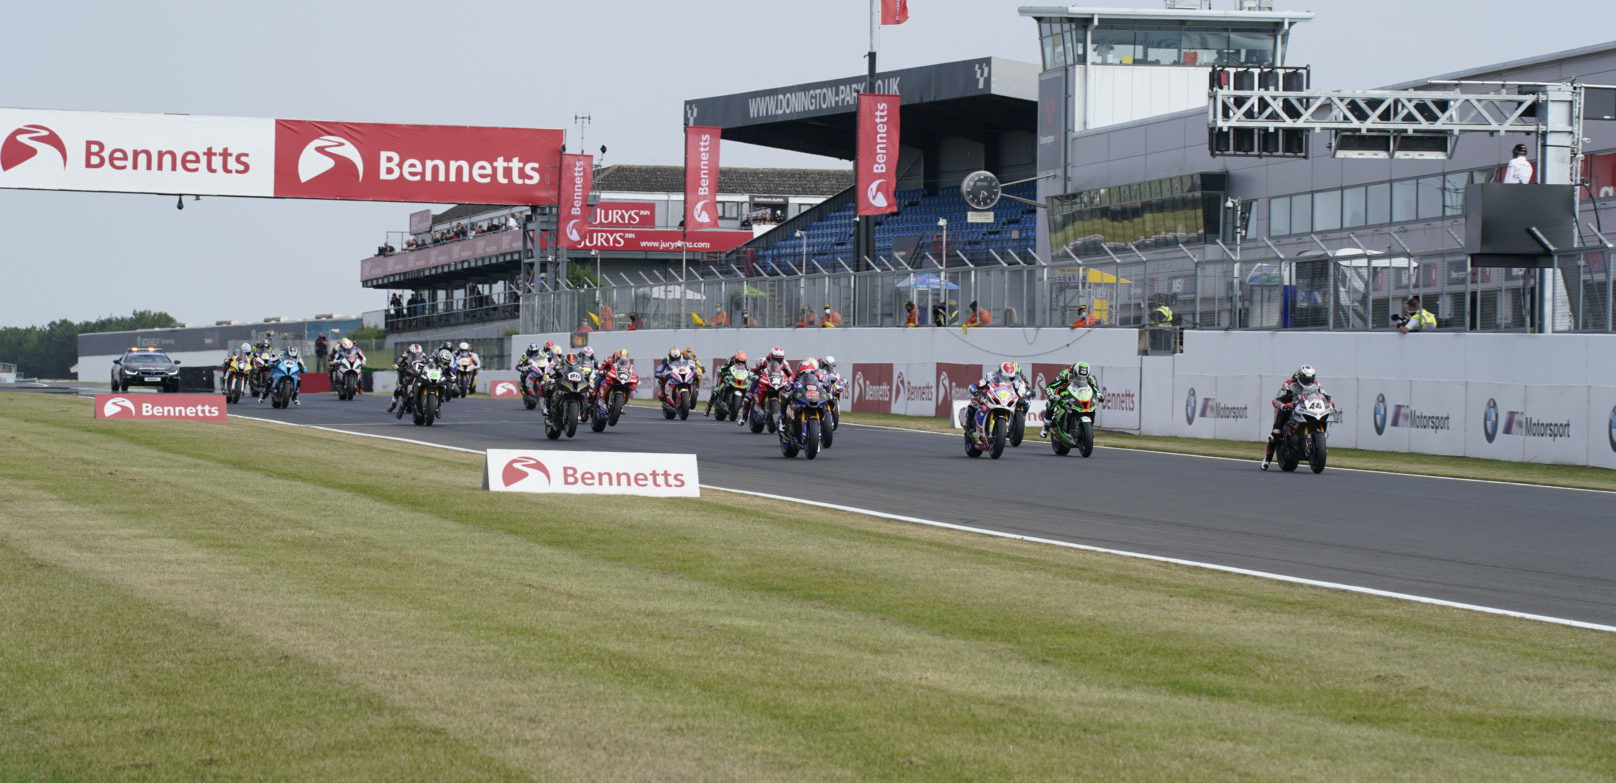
1018,5 -> 1314,25
592,164 -> 852,196
1383,39 -> 1616,90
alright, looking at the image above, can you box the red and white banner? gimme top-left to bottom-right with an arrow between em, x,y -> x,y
484,449 -> 700,497
592,201 -> 656,227
0,108 -> 563,205
881,0 -> 910,25
94,393 -> 227,421
571,227 -> 752,253
488,379 -> 522,398
856,94 -> 900,216
558,153 -> 594,249
683,125 -> 721,231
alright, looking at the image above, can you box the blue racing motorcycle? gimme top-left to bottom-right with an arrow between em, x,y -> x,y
265,355 -> 303,409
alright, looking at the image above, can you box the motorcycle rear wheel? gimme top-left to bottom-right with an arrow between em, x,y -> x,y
523,395 -> 538,410
766,399 -> 779,433
591,404 -> 608,432
820,417 -> 834,449
1279,432 -> 1301,472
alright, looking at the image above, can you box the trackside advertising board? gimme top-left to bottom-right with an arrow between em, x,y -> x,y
94,394 -> 227,421
483,449 -> 699,497
1,108 -> 562,204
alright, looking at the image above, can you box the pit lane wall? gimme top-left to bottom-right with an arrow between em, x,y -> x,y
510,328 -> 1616,469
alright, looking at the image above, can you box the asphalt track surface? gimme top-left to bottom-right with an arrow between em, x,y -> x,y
149,389 -> 1616,629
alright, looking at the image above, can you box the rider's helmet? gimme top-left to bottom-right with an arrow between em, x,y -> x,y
565,352 -> 577,364
527,343 -> 540,355
768,347 -> 785,362
999,361 -> 1018,378
1295,364 -> 1317,385
543,340 -> 557,354
733,350 -> 747,363
821,355 -> 836,372
408,343 -> 423,355
615,348 -> 630,361
667,347 -> 681,362
286,347 -> 300,360
799,358 -> 819,373
1074,361 -> 1090,377
457,341 -> 470,351
580,346 -> 595,362
340,338 -> 354,350
682,348 -> 696,359
239,342 -> 252,353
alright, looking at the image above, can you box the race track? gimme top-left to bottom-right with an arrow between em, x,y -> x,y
228,391 -> 1615,628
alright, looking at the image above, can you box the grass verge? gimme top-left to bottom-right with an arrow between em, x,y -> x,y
3,394 -> 1613,781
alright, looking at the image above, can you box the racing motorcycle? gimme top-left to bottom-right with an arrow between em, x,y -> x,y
1009,395 -> 1031,447
265,355 -> 302,410
1044,384 -> 1097,458
224,354 -> 254,404
590,360 -> 638,432
711,364 -> 751,422
744,365 -> 790,434
454,354 -> 479,398
251,349 -> 277,398
519,357 -> 550,411
779,373 -> 832,460
412,363 -> 449,426
332,355 -> 363,401
1264,384 -> 1334,474
962,379 -> 1022,459
544,361 -> 592,440
820,369 -> 845,434
659,359 -> 697,420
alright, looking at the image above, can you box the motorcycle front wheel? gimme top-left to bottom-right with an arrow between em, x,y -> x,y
1009,410 -> 1025,447
677,392 -> 690,421
1077,420 -> 1094,458
766,399 -> 779,433
608,392 -> 625,426
565,400 -> 579,438
805,419 -> 821,460
423,393 -> 438,426
1309,429 -> 1327,474
989,415 -> 1007,459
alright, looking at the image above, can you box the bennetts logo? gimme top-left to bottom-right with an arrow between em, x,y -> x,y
865,178 -> 889,209
297,135 -> 363,183
102,396 -> 137,418
501,456 -> 550,488
1,124 -> 67,172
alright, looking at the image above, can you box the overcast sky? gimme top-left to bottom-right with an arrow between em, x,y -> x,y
1,0 -> 1609,328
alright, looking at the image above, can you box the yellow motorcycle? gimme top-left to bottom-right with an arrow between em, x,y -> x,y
224,354 -> 255,404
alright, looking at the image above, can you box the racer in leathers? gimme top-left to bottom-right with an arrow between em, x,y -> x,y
387,343 -> 427,413
328,337 -> 367,388
746,347 -> 795,414
780,358 -> 823,429
451,341 -> 480,394
681,348 -> 705,402
593,348 -> 632,404
654,347 -> 684,401
1264,364 -> 1331,465
965,362 -> 1030,435
1040,361 -> 1103,437
704,350 -> 748,416
258,347 -> 308,406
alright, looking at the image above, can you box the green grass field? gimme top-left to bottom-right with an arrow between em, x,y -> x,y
2,393 -> 1614,781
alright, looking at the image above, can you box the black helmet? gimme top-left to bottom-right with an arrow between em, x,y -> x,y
1512,143 -> 1528,157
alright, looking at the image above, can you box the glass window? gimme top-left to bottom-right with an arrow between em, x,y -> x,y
1472,168 -> 1493,184
1290,193 -> 1311,234
1139,28 -> 1182,65
1229,30 -> 1276,66
1366,183 -> 1390,225
1341,186 -> 1366,228
1181,29 -> 1228,67
1443,172 -> 1468,216
1313,190 -> 1341,232
1417,175 -> 1443,219
1391,179 -> 1416,222
1270,196 -> 1290,235
1064,25 -> 1083,62
1092,29 -> 1140,64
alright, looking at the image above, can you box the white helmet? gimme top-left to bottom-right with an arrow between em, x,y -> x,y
239,342 -> 252,353
458,341 -> 470,351
821,355 -> 836,371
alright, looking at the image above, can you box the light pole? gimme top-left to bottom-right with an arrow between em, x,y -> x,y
795,229 -> 807,274
937,218 -> 948,264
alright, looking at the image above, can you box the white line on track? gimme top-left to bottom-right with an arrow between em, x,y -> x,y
223,409 -> 1616,635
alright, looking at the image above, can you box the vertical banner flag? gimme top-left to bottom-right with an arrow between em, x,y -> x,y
856,94 -> 900,216
881,0 -> 909,25
683,126 -> 721,232
559,153 -> 593,249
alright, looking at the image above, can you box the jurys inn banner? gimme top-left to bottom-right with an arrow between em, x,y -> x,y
0,108 -> 563,205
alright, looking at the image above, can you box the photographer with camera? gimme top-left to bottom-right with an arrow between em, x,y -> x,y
1393,296 -> 1436,334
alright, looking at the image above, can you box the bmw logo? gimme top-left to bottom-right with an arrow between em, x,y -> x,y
1185,387 -> 1197,426
1483,398 -> 1499,444
1372,393 -> 1387,436
1607,404 -> 1615,453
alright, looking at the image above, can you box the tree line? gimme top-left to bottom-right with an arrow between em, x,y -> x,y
0,310 -> 177,379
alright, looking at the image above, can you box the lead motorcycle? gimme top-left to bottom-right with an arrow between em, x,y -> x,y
265,354 -> 303,410
332,355 -> 363,401
590,360 -> 638,432
412,363 -> 449,426
779,373 -> 832,460
1263,384 -> 1334,474
962,379 -> 1023,459
1044,384 -> 1097,458
544,360 -> 592,440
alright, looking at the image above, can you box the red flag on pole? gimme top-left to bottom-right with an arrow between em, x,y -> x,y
856,94 -> 900,216
683,126 -> 721,232
880,0 -> 908,25
558,153 -> 593,249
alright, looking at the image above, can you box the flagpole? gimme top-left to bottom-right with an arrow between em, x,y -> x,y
856,0 -> 879,271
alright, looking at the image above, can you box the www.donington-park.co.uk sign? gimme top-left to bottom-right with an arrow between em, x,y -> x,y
0,107 -> 562,205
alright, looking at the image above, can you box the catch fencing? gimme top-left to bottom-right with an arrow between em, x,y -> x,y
519,229 -> 1615,335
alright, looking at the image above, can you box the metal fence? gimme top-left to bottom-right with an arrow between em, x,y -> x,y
518,228 -> 1615,335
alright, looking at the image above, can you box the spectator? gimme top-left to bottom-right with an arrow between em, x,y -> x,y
626,312 -> 645,331
1070,304 -> 1096,328
904,300 -> 918,327
314,335 -> 329,371
931,302 -> 947,327
598,300 -> 615,331
1148,296 -> 1174,327
820,304 -> 842,328
709,305 -> 729,328
740,308 -> 755,327
1504,143 -> 1533,184
1394,296 -> 1436,334
964,300 -> 992,328
795,307 -> 817,328
389,293 -> 405,321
